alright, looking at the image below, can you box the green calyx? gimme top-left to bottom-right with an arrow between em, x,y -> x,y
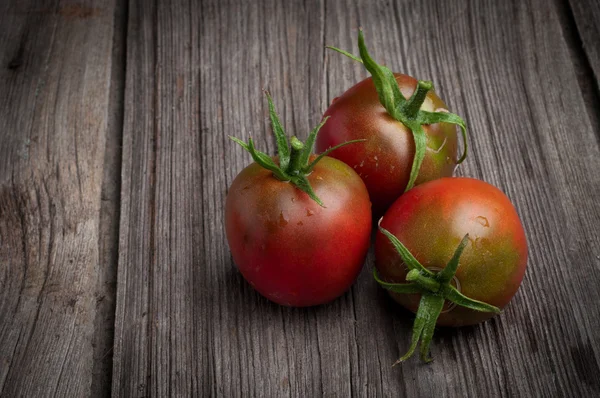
374,226 -> 501,364
327,29 -> 468,191
231,92 -> 364,206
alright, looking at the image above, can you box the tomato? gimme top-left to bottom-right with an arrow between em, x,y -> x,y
316,74 -> 458,214
225,93 -> 372,307
374,177 -> 527,362
226,156 -> 371,306
317,30 -> 467,216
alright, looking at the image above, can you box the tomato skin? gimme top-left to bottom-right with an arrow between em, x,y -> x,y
225,156 -> 372,307
316,73 -> 458,216
375,177 -> 527,326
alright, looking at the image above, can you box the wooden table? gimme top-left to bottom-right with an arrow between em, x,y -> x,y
1,0 -> 599,396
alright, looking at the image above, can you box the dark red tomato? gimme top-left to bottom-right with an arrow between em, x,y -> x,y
226,155 -> 372,307
375,177 -> 527,326
316,74 -> 458,216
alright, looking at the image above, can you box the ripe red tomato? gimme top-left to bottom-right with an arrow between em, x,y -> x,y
376,177 -> 527,325
317,30 -> 467,216
374,177 -> 527,362
226,156 -> 371,306
226,93 -> 372,307
316,74 -> 458,214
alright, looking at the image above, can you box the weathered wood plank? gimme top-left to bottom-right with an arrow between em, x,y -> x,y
567,0 -> 600,83
113,0 -> 600,396
110,0 -> 155,394
90,1 -> 127,397
112,0 -> 204,396
0,0 -> 117,396
563,0 -> 600,142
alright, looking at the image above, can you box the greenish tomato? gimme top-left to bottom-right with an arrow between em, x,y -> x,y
375,177 -> 527,327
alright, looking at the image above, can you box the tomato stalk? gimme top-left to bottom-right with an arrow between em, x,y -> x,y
287,137 -> 306,175
374,225 -> 501,364
403,81 -> 433,119
327,29 -> 469,191
230,92 -> 365,206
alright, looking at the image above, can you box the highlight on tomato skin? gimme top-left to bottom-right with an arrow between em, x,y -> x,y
225,92 -> 372,307
375,177 -> 528,327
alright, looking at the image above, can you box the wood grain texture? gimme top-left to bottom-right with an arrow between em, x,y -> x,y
563,0 -> 600,142
0,0 -> 116,396
90,1 -> 126,396
567,0 -> 600,83
112,0 -> 203,396
109,0 -> 600,396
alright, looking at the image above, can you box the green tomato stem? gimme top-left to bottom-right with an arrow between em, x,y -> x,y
328,29 -> 469,191
406,269 -> 441,293
403,80 -> 433,119
374,225 -> 501,363
287,136 -> 305,176
231,93 -> 365,207
437,234 -> 470,284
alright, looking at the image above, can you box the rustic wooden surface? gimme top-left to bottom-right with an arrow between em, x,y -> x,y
0,0 -> 117,396
568,0 -> 600,82
1,0 -> 599,397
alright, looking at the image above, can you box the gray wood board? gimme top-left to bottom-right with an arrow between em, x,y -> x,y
0,0 -> 117,396
108,0 -> 600,396
91,0 -> 126,396
568,0 -> 600,84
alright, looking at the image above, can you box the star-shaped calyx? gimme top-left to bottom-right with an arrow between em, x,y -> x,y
231,92 -> 365,206
327,29 -> 468,191
374,225 -> 501,363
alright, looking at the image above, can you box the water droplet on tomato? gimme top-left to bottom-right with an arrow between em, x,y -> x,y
279,212 -> 288,227
475,216 -> 489,227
